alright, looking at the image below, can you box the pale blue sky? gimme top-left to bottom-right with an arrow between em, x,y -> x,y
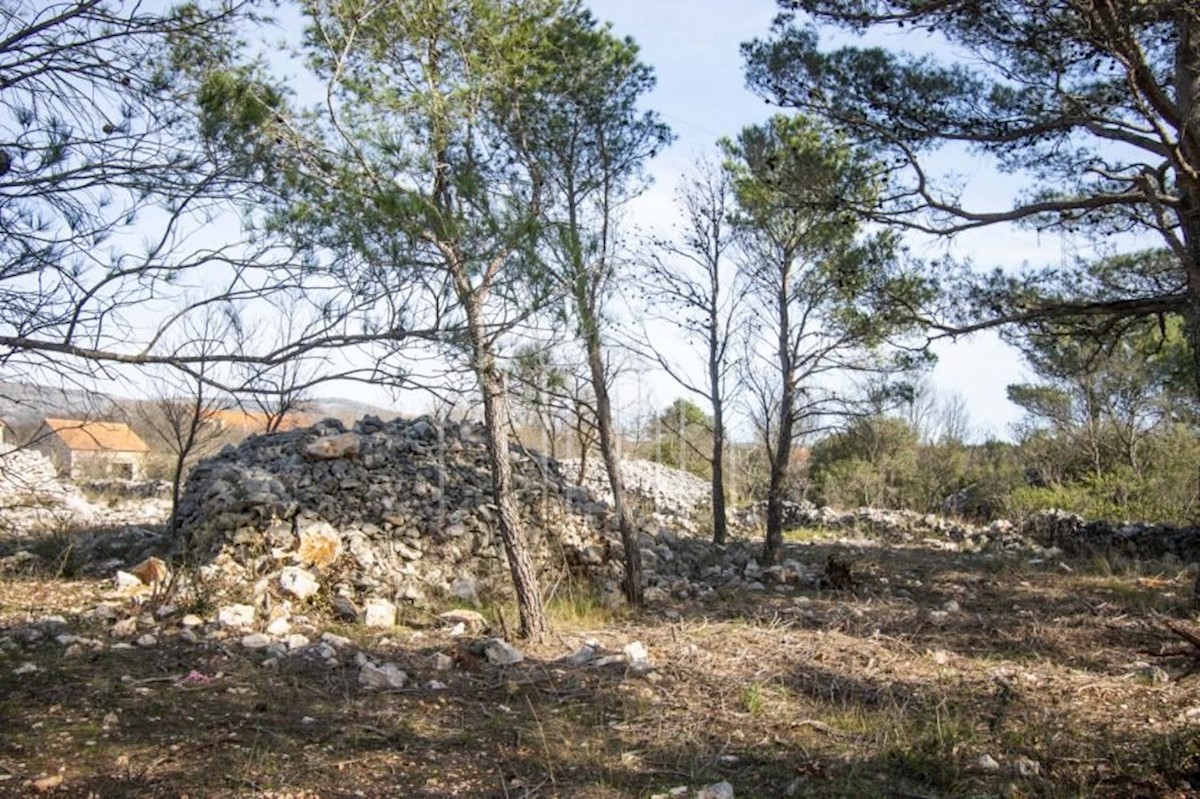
587,0 -> 1031,439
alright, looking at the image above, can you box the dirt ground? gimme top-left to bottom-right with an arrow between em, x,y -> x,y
3,534 -> 1200,798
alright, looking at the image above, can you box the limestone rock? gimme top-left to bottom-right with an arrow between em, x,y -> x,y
305,432 -> 361,461
358,662 -> 407,690
437,609 -> 489,633
482,638 -> 523,666
696,781 -> 734,799
363,598 -> 396,628
279,566 -> 320,601
217,604 -> 256,630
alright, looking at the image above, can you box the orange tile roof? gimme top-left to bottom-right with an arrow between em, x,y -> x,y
43,418 -> 150,453
208,408 -> 316,433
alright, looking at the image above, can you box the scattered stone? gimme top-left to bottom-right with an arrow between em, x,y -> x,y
363,598 -> 397,628
266,616 -> 291,636
279,566 -> 321,601
305,432 -> 361,461
136,634 -> 157,647
942,599 -> 961,613
217,604 -> 256,630
977,754 -> 1001,772
623,641 -> 651,669
110,617 -> 139,637
12,662 -> 38,675
241,633 -> 272,649
438,609 -> 489,633
320,632 -> 352,649
358,662 -> 408,690
482,638 -> 524,666
113,571 -> 142,592
180,614 -> 204,628
1140,664 -> 1171,684
31,774 -> 63,793
285,634 -> 311,650
1011,756 -> 1041,778
331,595 -> 360,622
696,780 -> 735,799
431,652 -> 454,671
564,641 -> 600,667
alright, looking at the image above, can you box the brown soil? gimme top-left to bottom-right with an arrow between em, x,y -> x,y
2,538 -> 1200,798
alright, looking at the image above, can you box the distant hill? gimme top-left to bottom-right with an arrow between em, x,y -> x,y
0,381 -> 122,431
0,381 -> 404,436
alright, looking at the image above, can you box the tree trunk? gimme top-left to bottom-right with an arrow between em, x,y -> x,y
710,410 -> 728,545
763,268 -> 796,566
583,324 -> 643,606
709,317 -> 729,544
463,297 -> 547,639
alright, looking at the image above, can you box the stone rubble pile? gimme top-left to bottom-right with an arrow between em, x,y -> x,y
560,456 -> 711,518
0,446 -> 172,542
734,500 -> 1036,551
173,415 -> 611,610
1020,509 -> 1200,562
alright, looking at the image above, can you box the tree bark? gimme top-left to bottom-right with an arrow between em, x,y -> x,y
463,294 -> 547,639
583,322 -> 643,606
762,267 -> 796,566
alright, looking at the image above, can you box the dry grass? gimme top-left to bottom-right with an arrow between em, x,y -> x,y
3,538 -> 1200,797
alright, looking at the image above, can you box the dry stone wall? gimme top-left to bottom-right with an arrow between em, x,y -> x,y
174,416 -> 614,608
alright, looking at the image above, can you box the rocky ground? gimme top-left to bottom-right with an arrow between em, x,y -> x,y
3,422 -> 1200,796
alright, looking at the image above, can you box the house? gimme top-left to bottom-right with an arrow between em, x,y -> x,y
35,418 -> 150,480
207,408 -> 316,436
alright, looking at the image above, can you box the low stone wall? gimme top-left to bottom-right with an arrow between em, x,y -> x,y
174,416 -> 614,608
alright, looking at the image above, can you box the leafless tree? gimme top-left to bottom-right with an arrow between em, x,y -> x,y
639,157 -> 744,543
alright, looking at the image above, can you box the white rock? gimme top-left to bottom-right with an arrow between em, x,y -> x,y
217,604 -> 257,629
942,599 -> 961,613
110,617 -> 138,637
285,634 -> 311,650
696,780 -> 735,799
431,652 -> 454,671
279,567 -> 321,601
241,633 -> 272,649
180,629 -> 200,644
482,638 -> 524,666
358,662 -> 408,690
977,754 -> 1001,772
266,616 -> 291,636
305,432 -> 360,460
12,662 -> 38,675
437,609 -> 488,632
136,634 -> 157,647
113,571 -> 142,591
180,614 -> 204,628
564,641 -> 600,667
320,632 -> 352,648
623,641 -> 651,667
427,680 -> 447,690
363,598 -> 397,628
1012,756 -> 1041,778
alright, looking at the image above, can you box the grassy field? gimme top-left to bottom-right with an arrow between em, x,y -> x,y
2,535 -> 1200,798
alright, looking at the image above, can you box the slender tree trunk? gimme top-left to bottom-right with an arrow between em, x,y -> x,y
583,323 -> 644,605
763,268 -> 796,566
709,311 -> 729,544
462,294 -> 547,639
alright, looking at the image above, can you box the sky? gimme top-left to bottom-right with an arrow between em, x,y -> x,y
583,0 -> 1036,440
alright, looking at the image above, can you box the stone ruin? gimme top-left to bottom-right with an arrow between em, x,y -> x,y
165,412 -> 1200,618
174,415 -> 620,609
